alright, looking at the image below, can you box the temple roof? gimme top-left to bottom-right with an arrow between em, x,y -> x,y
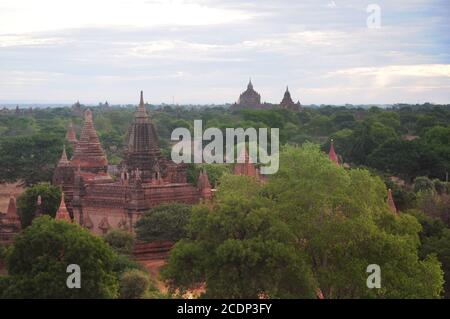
328,139 -> 339,166
56,193 -> 71,222
71,109 -> 108,171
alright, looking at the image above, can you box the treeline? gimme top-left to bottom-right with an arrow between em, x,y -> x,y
0,104 -> 449,186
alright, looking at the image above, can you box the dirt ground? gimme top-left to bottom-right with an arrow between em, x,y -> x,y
138,259 -> 168,292
0,182 -> 24,213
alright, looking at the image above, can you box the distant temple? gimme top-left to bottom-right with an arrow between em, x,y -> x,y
54,91 -> 212,234
232,79 -> 302,111
233,79 -> 262,109
72,100 -> 83,116
279,86 -> 301,112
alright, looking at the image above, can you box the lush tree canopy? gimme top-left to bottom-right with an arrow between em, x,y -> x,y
0,216 -> 118,298
163,145 -> 444,298
16,182 -> 61,228
135,203 -> 193,243
104,229 -> 135,255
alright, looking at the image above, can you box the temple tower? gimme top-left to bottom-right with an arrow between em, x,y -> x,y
387,189 -> 398,214
0,195 -> 21,244
235,79 -> 262,109
328,139 -> 339,166
197,169 -> 212,200
234,147 -> 259,178
124,91 -> 165,181
71,109 -> 108,174
56,193 -> 72,222
66,122 -> 78,148
53,145 -> 75,212
280,86 -> 300,111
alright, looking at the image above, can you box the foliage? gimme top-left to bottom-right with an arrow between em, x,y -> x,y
162,174 -> 316,298
186,163 -> 232,186
266,144 -> 443,298
1,216 -> 118,298
135,203 -> 193,243
0,134 -> 66,186
414,176 -> 435,193
119,269 -> 151,299
104,229 -> 135,255
16,182 -> 61,228
112,253 -> 146,276
163,145 -> 445,298
421,229 -> 450,299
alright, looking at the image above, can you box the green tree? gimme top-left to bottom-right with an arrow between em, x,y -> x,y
266,144 -> 443,298
104,229 -> 135,255
135,203 -> 193,243
0,134 -> 65,186
119,269 -> 150,299
17,182 -> 61,228
414,176 -> 435,193
1,216 -> 118,298
162,174 -> 317,299
421,228 -> 450,298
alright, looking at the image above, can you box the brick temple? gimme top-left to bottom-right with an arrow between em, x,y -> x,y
53,91 -> 212,234
232,79 -> 301,111
279,86 -> 301,112
234,79 -> 262,109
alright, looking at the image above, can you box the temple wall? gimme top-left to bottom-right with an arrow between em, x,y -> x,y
84,206 -> 127,235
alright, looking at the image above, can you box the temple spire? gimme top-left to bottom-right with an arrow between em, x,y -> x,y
140,90 -> 144,107
6,194 -> 17,217
58,145 -> 71,167
66,121 -> 77,145
136,91 -> 149,119
329,139 -> 339,166
197,168 -> 212,200
56,193 -> 71,222
387,189 -> 397,214
71,108 -> 108,173
248,78 -> 253,90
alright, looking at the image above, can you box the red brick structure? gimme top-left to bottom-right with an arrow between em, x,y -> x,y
133,241 -> 174,261
66,122 -> 78,148
233,79 -> 262,109
54,91 -> 211,234
233,147 -> 266,182
55,192 -> 72,222
0,195 -> 21,244
328,139 -> 339,166
279,86 -> 301,112
387,188 -> 398,214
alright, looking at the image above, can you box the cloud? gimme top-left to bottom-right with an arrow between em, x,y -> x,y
0,0 -> 252,34
0,0 -> 449,104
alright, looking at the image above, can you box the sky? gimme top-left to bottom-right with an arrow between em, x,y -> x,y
0,0 -> 449,105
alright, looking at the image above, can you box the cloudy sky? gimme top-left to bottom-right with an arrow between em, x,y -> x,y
0,0 -> 449,105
